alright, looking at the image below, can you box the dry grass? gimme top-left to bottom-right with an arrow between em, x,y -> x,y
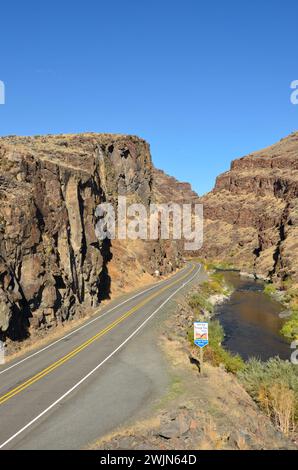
199,417 -> 225,450
87,416 -> 161,450
258,383 -> 295,436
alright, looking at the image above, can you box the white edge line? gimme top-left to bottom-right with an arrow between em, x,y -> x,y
0,264 -> 200,450
0,265 -> 190,375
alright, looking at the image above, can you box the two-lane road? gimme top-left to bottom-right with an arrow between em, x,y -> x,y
0,262 -> 202,450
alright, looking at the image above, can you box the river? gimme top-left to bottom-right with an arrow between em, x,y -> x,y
214,271 -> 290,361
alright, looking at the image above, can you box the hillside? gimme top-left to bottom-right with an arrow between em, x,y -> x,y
199,131 -> 298,284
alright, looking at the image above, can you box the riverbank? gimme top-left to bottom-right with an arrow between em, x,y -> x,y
263,282 -> 298,343
214,271 -> 290,361
91,272 -> 297,450
205,256 -> 298,344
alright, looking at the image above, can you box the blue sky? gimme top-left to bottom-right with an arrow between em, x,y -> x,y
0,0 -> 297,194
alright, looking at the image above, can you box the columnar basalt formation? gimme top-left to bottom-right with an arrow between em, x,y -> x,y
0,134 -> 183,340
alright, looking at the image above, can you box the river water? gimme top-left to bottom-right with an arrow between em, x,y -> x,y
214,271 -> 290,361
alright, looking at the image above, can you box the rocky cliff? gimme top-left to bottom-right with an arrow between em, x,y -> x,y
3,130 -> 296,342
0,134 -> 183,341
199,131 -> 298,284
152,168 -> 199,204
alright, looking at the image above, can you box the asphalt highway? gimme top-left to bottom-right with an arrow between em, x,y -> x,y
0,262 -> 202,450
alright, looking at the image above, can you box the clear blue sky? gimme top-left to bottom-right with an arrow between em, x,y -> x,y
0,0 -> 297,194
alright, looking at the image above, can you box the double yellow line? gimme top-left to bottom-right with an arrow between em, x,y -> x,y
0,264 -> 195,407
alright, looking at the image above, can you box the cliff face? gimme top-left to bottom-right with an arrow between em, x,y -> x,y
0,134 -> 182,340
152,168 -> 199,204
4,130 -> 296,341
200,131 -> 298,283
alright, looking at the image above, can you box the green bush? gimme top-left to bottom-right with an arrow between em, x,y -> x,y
205,320 -> 244,373
281,311 -> 298,341
188,292 -> 213,314
263,283 -> 277,296
210,347 -> 245,374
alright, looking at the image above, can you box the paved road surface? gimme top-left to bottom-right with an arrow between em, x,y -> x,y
0,262 -> 202,450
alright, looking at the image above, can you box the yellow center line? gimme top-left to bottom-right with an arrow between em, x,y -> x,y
0,265 -> 196,406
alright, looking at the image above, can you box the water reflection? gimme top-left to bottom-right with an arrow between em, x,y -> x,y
215,271 -> 290,361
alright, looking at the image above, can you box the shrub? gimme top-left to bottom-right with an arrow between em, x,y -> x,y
188,272 -> 232,315
263,283 -> 277,296
188,293 -> 213,315
258,383 -> 295,435
283,288 -> 298,307
238,357 -> 298,434
204,320 -> 244,373
282,276 -> 294,291
280,311 -> 298,341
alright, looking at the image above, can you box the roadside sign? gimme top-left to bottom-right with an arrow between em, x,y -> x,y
194,322 -> 209,348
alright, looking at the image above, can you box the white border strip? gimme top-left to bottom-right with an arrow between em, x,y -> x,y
0,264 -> 200,449
0,266 -> 189,376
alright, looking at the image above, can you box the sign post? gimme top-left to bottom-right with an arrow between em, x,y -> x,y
194,322 -> 209,373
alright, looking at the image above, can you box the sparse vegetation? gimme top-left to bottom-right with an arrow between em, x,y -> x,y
204,320 -> 245,373
206,261 -> 236,271
188,292 -> 213,315
187,272 -> 243,373
263,283 -> 277,296
278,286 -> 298,341
188,258 -> 236,272
238,357 -> 298,435
188,272 -> 298,437
187,272 -> 232,316
281,311 -> 298,341
263,282 -> 298,342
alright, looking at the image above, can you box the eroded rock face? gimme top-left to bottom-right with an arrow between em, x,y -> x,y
0,134 -> 182,340
199,131 -> 298,283
153,168 -> 199,205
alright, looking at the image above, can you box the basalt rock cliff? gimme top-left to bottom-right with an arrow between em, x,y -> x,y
3,130 -> 296,342
0,134 -> 183,341
199,131 -> 298,284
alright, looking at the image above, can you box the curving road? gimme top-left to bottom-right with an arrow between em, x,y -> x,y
0,262 -> 202,450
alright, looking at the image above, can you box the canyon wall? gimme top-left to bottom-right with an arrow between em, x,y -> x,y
3,130 -> 296,341
199,131 -> 298,284
0,134 -> 183,340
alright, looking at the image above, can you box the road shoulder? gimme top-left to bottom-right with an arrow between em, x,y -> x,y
90,282 -> 296,450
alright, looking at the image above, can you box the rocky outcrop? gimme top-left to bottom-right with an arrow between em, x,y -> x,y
153,168 -> 199,204
199,131 -> 298,283
0,134 -> 183,340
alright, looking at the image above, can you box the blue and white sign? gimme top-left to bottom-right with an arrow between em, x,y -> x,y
194,322 -> 209,348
